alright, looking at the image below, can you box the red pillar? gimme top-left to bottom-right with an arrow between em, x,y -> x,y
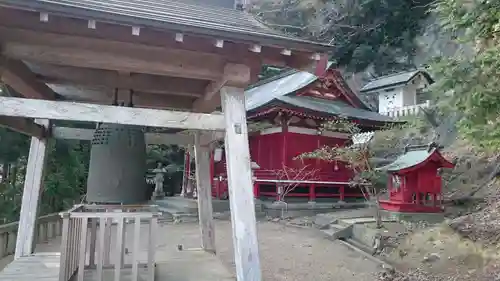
253,182 -> 260,199
209,151 -> 215,195
340,186 -> 345,201
309,184 -> 316,202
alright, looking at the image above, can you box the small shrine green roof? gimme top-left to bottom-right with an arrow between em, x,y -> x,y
378,149 -> 434,172
0,0 -> 331,52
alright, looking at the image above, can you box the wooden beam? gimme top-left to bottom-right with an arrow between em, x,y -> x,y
3,42 -> 225,81
32,64 -> 205,98
52,126 -> 196,145
194,132 -> 216,253
0,19 -> 277,71
0,56 -> 56,99
221,86 -> 262,281
0,116 -> 45,138
192,64 -> 251,113
15,119 -> 49,259
0,96 -> 225,131
46,84 -> 194,110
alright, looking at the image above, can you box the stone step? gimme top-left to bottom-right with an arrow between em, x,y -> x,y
320,223 -> 353,241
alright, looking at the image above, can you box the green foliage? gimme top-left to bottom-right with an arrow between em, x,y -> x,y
0,128 -> 91,223
251,0 -> 433,73
431,0 -> 500,151
40,140 -> 90,216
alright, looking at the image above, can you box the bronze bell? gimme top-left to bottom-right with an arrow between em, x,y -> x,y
86,123 -> 148,204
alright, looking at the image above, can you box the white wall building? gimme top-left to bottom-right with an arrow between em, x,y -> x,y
360,70 -> 434,117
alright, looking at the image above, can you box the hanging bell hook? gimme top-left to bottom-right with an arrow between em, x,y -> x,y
128,89 -> 134,107
112,88 -> 119,106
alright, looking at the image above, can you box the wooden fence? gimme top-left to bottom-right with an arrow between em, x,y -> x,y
59,204 -> 159,281
0,213 -> 62,259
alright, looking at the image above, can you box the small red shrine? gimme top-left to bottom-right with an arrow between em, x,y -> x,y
378,143 -> 455,213
208,63 -> 396,202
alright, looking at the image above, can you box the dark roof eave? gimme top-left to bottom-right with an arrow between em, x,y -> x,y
0,0 -> 333,53
360,81 -> 408,93
248,100 -> 403,125
360,71 -> 435,93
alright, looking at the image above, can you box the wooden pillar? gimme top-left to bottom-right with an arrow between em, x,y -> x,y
181,149 -> 191,196
221,86 -> 262,281
194,133 -> 216,253
15,119 -> 49,259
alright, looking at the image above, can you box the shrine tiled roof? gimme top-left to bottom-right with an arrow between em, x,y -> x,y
0,0 -> 331,52
246,68 -> 319,111
245,63 -> 396,123
360,70 -> 434,93
276,96 -> 395,122
378,144 -> 454,172
378,148 -> 434,172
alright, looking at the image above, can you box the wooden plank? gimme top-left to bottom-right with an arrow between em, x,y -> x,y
0,253 -> 60,281
3,42 -> 225,81
0,96 -> 225,131
0,56 -> 56,100
52,127 -> 196,145
78,218 -> 88,281
131,218 -> 141,281
192,64 -> 250,113
103,218 -> 112,266
194,132 -> 216,253
97,217 -> 106,281
33,64 -> 205,98
58,215 -> 70,281
221,87 -> 262,281
88,218 -> 97,267
147,217 -> 157,281
114,218 -> 124,281
47,84 -> 195,111
0,116 -> 45,138
15,119 -> 50,259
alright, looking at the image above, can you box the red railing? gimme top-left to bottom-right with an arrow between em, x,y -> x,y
212,170 -> 363,201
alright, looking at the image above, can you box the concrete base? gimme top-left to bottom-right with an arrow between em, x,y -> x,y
154,196 -> 235,213
154,196 -> 265,222
262,201 -> 367,218
381,210 -> 445,223
151,191 -> 166,200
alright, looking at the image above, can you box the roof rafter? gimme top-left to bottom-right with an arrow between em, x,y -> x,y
0,56 -> 56,100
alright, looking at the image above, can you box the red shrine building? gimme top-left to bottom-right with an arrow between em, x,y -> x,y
378,143 -> 455,213
209,63 -> 395,202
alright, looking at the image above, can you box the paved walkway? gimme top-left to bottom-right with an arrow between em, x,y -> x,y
0,221 -> 380,281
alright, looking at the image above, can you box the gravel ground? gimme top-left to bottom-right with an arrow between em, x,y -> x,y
167,220 -> 381,281
0,220 -> 381,281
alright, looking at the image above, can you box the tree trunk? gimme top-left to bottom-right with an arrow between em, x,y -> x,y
1,162 -> 8,182
374,195 -> 382,229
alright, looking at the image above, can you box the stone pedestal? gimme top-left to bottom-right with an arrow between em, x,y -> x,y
151,191 -> 165,200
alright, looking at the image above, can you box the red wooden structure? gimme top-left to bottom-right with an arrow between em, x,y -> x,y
378,143 -> 455,213
207,63 -> 395,202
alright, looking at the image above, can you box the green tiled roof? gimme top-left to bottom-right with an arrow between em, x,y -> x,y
378,148 -> 434,172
